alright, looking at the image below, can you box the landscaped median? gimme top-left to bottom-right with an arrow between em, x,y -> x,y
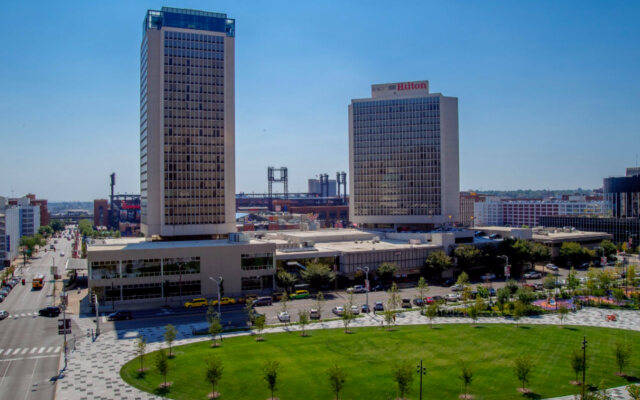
121,324 -> 640,400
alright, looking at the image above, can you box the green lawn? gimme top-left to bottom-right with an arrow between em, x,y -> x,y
121,324 -> 640,400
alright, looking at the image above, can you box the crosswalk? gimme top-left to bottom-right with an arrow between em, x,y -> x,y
7,311 -> 40,319
0,346 -> 60,357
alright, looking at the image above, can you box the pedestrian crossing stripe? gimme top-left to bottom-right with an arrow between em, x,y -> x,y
0,347 -> 61,357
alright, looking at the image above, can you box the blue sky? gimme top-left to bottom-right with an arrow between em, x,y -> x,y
1,1 -> 639,201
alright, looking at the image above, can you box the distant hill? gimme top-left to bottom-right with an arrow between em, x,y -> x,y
49,201 -> 93,213
471,189 -> 599,199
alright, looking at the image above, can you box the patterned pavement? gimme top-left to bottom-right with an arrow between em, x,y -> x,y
55,308 -> 640,400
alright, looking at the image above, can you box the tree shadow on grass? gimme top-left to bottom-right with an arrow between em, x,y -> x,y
561,327 -> 578,331
517,326 -> 531,330
154,384 -> 171,396
522,391 -> 542,399
624,375 -> 640,383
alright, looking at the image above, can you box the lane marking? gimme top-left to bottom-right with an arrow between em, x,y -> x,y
29,348 -> 36,354
37,347 -> 45,354
45,347 -> 54,353
20,348 -> 28,355
0,360 -> 12,390
5,349 -> 14,356
53,346 -> 60,353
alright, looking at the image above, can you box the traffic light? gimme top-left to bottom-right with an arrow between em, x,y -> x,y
22,279 -> 25,286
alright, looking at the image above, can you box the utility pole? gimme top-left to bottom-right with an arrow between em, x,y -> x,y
581,336 -> 587,400
416,359 -> 426,400
357,267 -> 370,310
62,294 -> 68,370
209,276 -> 224,320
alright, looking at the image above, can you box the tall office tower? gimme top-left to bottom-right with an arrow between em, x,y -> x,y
141,7 -> 236,238
348,81 -> 459,230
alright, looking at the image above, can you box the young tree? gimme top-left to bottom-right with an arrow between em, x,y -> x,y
628,384 -> 640,400
276,269 -> 297,293
459,363 -> 474,399
387,282 -> 401,310
298,310 -> 310,337
566,267 -> 579,295
468,302 -> 478,326
558,304 -> 569,327
513,355 -> 534,392
570,350 -> 585,385
513,301 -> 526,328
383,310 -> 396,331
425,302 -> 438,328
456,271 -> 470,287
155,350 -> 170,389
417,277 -> 429,312
262,360 -> 280,400
209,317 -> 223,347
135,335 -> 147,373
496,287 -> 510,313
300,262 -> 336,290
280,291 -> 289,313
243,301 -> 255,325
392,361 -> 414,400
600,239 -> 617,258
341,307 -> 354,334
377,262 -> 398,283
326,364 -> 346,400
253,314 -> 266,341
615,342 -> 632,376
454,245 -> 482,271
205,356 -> 224,398
424,250 -> 453,278
164,324 -> 178,357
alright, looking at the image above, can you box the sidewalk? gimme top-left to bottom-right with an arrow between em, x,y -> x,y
56,308 -> 640,400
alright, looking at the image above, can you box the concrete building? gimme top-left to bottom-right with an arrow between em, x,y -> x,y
140,7 -> 236,238
0,198 -> 25,266
603,174 -> 640,219
349,80 -> 459,230
458,192 -> 484,227
540,216 -> 640,246
88,233 -> 276,308
474,198 -> 605,227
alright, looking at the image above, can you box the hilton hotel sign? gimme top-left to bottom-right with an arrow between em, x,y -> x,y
371,80 -> 430,98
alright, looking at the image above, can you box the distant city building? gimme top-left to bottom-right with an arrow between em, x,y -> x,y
474,197 -> 605,227
458,192 -> 485,227
140,7 -> 236,238
8,194 -> 49,228
540,216 -> 639,246
308,178 -> 337,197
626,167 -> 640,177
603,173 -> 640,218
94,199 -> 109,227
349,80 -> 459,230
0,196 -> 39,266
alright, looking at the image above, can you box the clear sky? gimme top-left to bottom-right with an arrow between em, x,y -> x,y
1,1 -> 639,201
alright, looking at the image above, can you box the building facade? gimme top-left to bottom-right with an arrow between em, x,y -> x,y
458,192 -> 484,227
475,198 -> 605,227
0,198 -> 25,265
603,174 -> 640,219
94,199 -> 109,227
140,7 -> 236,238
540,215 -> 640,246
308,179 -> 337,197
349,81 -> 460,230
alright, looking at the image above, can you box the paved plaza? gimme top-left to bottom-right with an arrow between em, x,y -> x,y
56,308 -> 640,400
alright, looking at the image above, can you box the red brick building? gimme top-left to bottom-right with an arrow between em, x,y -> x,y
94,199 -> 109,227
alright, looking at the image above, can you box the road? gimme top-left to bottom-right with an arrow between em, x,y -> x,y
0,230 -> 77,400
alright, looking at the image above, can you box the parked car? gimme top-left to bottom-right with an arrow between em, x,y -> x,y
533,283 -> 544,290
431,295 -> 444,303
424,297 -> 434,305
361,304 -> 370,313
184,298 -> 209,308
371,284 -> 387,292
481,273 -> 496,280
451,284 -> 465,292
271,292 -> 284,301
107,311 -> 133,321
546,263 -> 559,271
211,297 -> 237,306
278,311 -> 290,322
401,298 -> 412,308
487,287 -> 496,296
332,306 -> 345,316
60,252 -> 64,257
373,301 -> 384,311
413,297 -> 425,306
523,272 -> 542,279
252,296 -> 273,307
309,308 -> 321,319
350,305 -> 360,315
347,285 -> 367,294
39,306 -> 61,317
0,295 -> 5,303
445,293 -> 460,302
442,278 -> 455,287
578,263 -> 590,269
0,310 -> 8,320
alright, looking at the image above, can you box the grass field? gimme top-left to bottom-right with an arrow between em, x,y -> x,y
121,324 -> 640,400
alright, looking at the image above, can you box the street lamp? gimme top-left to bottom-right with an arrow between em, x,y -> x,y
356,266 -> 369,310
209,276 -> 224,320
581,336 -> 588,399
416,359 -> 426,400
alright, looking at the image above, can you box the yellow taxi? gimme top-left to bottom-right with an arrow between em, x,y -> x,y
184,298 -> 209,308
210,297 -> 237,306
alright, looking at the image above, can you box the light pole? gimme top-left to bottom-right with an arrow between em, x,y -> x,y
209,276 -> 224,320
416,359 -> 426,400
357,266 -> 369,310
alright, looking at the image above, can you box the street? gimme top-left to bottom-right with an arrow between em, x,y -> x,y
0,232 -> 77,400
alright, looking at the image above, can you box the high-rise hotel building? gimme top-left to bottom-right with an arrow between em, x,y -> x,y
349,81 -> 459,230
141,7 -> 236,238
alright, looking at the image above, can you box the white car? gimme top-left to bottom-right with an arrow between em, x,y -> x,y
546,264 -> 559,271
60,252 -> 65,257
277,311 -> 290,322
350,305 -> 360,315
332,306 -> 345,316
445,293 -> 460,302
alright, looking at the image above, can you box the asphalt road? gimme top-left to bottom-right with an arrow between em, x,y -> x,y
0,230 -> 78,400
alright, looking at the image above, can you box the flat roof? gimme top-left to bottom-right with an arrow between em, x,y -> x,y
88,237 -> 268,252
